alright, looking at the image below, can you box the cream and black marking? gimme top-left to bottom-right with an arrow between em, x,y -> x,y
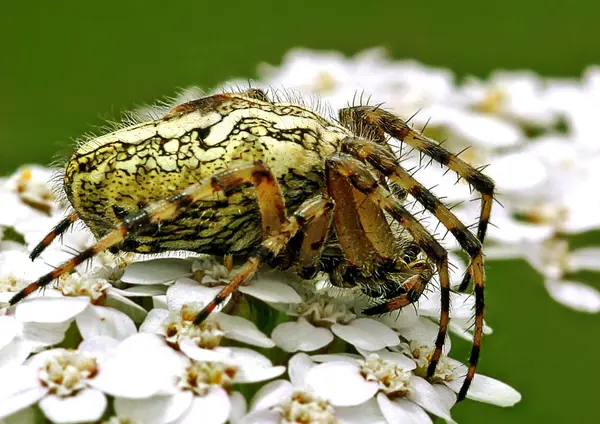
15,89 -> 494,402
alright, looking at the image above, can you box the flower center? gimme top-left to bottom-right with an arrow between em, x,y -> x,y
278,390 -> 337,424
0,274 -> 29,293
179,361 -> 238,396
38,351 -> 98,396
56,272 -> 110,304
411,343 -> 457,383
165,304 -> 225,349
295,295 -> 355,327
359,354 -> 412,398
14,168 -> 55,215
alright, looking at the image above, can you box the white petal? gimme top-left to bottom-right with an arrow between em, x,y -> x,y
432,384 -> 457,412
331,318 -> 399,351
418,290 -> 475,320
227,347 -> 285,383
114,392 -> 193,424
336,397 -> 387,424
121,258 -> 192,284
0,316 -> 18,349
39,389 -> 106,424
0,366 -> 46,419
139,308 -> 170,334
105,289 -> 148,322
487,150 -> 547,193
179,340 -> 236,362
377,393 -> 433,424
76,305 -> 137,341
445,373 -> 521,407
249,380 -> 293,412
15,296 -> 90,323
0,364 -> 41,398
175,387 -> 230,424
306,362 -> 378,407
288,352 -> 315,387
310,353 -> 363,364
153,295 -> 168,309
78,336 -> 120,358
112,284 -> 168,297
569,247 -> 600,272
0,387 -> 46,420
393,318 -> 451,354
408,376 -> 454,422
0,337 -> 32,369
228,391 -> 247,424
272,318 -> 333,352
545,280 -> 600,313
91,333 -> 187,398
239,279 -> 301,303
239,409 -> 281,424
215,313 -> 274,348
20,321 -> 70,348
167,278 -> 227,312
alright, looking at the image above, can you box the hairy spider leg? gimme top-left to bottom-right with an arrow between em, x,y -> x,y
326,152 -> 452,375
342,137 -> 485,401
29,212 -> 79,260
193,195 -> 334,324
10,161 -> 288,305
340,106 -> 495,292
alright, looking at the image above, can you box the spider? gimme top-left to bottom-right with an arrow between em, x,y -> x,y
9,88 -> 494,401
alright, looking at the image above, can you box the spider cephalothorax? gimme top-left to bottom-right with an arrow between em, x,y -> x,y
10,88 -> 494,401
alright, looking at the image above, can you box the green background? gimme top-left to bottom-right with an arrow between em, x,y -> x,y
2,1 -> 599,422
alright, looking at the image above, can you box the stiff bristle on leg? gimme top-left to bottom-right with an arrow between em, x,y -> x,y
29,212 -> 79,260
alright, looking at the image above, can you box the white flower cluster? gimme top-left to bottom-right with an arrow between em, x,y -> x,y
10,46 -> 600,422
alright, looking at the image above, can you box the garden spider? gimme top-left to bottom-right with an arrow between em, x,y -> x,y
10,88 -> 494,401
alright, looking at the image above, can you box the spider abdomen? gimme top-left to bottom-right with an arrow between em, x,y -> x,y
63,94 -> 348,254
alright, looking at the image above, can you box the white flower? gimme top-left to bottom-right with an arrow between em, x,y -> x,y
13,270 -> 138,342
0,336 -> 117,423
404,342 -> 521,407
306,350 -> 455,423
270,289 -> 399,352
460,70 -> 559,128
0,166 -> 60,235
140,295 -> 275,356
244,353 -> 386,424
0,247 -> 74,354
93,333 -> 283,424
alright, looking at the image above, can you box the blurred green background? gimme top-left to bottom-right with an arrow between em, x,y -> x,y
1,1 -> 599,422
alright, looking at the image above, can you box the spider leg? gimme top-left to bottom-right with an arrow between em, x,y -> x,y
193,194 -> 334,324
339,106 -> 495,292
326,152 -> 451,382
364,259 -> 435,313
295,202 -> 334,279
29,211 -> 79,260
10,161 -> 287,305
342,137 -> 484,401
